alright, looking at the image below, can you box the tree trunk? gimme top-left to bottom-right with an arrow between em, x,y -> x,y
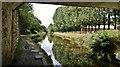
103,8 -> 106,30
80,27 -> 81,33
95,26 -> 96,32
108,13 -> 110,30
81,27 -> 83,33
98,23 -> 100,30
88,25 -> 90,32
87,26 -> 89,33
85,26 -> 87,33
98,8 -> 101,30
91,25 -> 93,33
89,26 -> 91,33
118,10 -> 120,29
114,9 -> 117,30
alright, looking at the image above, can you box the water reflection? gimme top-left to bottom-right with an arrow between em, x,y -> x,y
38,36 -> 61,67
52,35 -> 92,66
38,33 -> 120,66
116,52 -> 120,60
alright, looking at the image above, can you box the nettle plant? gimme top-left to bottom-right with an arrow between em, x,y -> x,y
89,30 -> 120,65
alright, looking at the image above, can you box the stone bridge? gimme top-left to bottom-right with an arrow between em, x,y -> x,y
1,1 -> 120,66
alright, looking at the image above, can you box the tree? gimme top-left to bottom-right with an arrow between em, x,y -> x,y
48,23 -> 54,34
18,3 -> 46,34
53,6 -> 119,32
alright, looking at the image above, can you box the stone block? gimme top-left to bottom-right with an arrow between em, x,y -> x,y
34,55 -> 43,59
31,49 -> 39,53
31,46 -> 35,49
38,52 -> 43,55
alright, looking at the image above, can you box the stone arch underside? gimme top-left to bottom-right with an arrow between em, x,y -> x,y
1,2 -> 120,65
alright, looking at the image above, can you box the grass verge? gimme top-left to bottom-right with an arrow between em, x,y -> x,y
53,32 -> 92,46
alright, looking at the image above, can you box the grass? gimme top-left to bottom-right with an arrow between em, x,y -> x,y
53,32 -> 92,46
54,32 -> 91,38
53,32 -> 92,55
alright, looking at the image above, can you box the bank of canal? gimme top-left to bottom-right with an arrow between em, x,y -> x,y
37,33 -> 92,66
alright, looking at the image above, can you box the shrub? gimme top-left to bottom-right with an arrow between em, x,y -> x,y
89,30 -> 120,65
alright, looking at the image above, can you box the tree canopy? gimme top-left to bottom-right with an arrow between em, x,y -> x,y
53,6 -> 120,32
18,3 -> 47,34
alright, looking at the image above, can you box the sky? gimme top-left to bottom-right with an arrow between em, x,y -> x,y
32,3 -> 61,28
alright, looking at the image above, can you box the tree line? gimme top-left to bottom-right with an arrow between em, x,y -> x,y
51,6 -> 120,32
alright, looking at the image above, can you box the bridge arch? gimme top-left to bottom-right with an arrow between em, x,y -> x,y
1,1 -> 120,66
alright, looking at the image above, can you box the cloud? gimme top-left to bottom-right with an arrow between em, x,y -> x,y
32,3 -> 61,28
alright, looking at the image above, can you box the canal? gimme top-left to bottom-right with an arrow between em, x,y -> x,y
38,34 -> 92,67
38,36 -> 61,67
38,33 -> 120,67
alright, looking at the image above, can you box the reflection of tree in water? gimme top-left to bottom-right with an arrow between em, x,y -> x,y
52,36 -> 93,66
48,33 -> 53,43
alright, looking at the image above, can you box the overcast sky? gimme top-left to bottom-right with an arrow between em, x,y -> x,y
32,3 -> 61,28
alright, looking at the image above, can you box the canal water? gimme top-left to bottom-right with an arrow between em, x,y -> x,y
38,36 -> 61,67
38,34 -> 92,66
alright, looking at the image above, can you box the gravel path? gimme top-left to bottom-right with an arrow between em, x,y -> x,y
10,35 -> 53,67
11,38 -> 44,66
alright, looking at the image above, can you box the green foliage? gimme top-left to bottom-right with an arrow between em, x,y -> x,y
19,3 -> 46,34
30,32 -> 46,43
89,30 -> 120,65
53,6 -> 120,32
53,6 -> 100,31
48,23 -> 54,34
52,34 -> 93,66
53,43 -> 93,66
48,33 -> 54,43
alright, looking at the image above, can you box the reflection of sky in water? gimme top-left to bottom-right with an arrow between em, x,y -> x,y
38,36 -> 61,67
116,52 -> 120,60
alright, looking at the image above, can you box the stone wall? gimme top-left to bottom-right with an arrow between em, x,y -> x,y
0,1 -> 2,66
2,3 -> 21,65
11,10 -> 19,60
2,8 -> 12,65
